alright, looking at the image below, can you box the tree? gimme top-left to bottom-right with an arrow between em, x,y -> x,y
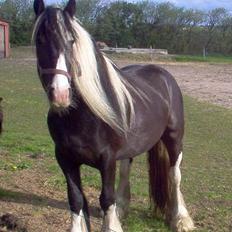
0,0 -> 232,55
62,0 -> 107,32
202,8 -> 229,54
0,0 -> 34,45
94,1 -> 142,47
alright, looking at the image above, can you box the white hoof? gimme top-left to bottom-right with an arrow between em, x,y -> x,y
170,215 -> 195,232
71,210 -> 89,232
102,204 -> 123,232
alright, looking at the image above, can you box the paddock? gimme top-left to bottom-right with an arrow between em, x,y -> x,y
0,48 -> 231,231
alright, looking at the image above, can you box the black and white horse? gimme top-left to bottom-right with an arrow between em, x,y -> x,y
33,0 -> 195,231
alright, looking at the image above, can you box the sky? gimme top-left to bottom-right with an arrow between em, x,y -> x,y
45,0 -> 232,11
165,0 -> 232,11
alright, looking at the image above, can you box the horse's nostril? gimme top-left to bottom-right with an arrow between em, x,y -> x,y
48,86 -> 71,109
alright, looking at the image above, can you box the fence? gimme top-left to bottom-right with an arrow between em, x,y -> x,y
101,47 -> 168,55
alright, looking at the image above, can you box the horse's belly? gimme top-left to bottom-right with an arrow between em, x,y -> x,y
116,121 -> 166,160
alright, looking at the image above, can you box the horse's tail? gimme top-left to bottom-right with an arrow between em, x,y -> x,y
148,140 -> 170,213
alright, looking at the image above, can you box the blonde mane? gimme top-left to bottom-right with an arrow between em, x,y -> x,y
69,16 -> 135,132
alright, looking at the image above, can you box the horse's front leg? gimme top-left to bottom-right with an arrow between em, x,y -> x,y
100,155 -> 123,232
55,148 -> 90,232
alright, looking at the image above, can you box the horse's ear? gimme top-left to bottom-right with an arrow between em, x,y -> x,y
34,0 -> 45,17
64,0 -> 76,18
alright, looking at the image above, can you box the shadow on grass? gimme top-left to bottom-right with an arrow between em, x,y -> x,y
0,187 -> 102,218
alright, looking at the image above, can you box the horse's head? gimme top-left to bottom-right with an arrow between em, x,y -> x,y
33,0 -> 77,110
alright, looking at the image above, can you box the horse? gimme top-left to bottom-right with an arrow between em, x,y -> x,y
33,0 -> 195,231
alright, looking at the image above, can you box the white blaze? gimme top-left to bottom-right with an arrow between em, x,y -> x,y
52,53 -> 70,91
51,53 -> 71,107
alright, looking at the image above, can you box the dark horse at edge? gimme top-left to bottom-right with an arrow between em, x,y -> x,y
33,0 -> 195,231
0,97 -> 3,134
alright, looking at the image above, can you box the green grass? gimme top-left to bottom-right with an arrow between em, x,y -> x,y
107,52 -> 160,62
10,46 -> 36,59
0,55 -> 53,155
106,49 -> 232,64
0,47 -> 232,231
182,97 -> 232,231
172,54 -> 232,63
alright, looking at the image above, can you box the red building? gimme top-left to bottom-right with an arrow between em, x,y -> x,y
0,19 -> 10,58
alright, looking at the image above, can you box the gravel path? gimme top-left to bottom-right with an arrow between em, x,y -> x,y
116,60 -> 232,109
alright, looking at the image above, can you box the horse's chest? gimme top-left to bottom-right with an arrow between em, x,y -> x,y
49,122 -> 102,162
58,132 -> 101,163
48,112 -> 119,165
56,130 -> 92,152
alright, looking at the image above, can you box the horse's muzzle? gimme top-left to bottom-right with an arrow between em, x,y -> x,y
49,87 -> 71,109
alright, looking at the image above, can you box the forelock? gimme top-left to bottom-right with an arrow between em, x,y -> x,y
35,7 -> 75,50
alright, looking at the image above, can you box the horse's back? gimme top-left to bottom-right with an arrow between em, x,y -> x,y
121,64 -> 180,92
121,63 -> 183,113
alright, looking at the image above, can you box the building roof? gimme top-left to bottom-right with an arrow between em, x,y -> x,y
0,19 -> 9,25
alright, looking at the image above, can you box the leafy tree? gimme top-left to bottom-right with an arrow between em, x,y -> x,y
94,1 -> 142,47
203,8 -> 229,54
61,0 -> 107,32
0,0 -> 34,45
0,0 -> 232,55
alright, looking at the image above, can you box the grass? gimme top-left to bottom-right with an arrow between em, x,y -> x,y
171,54 -> 232,63
0,47 -> 232,231
9,46 -> 36,59
0,52 -> 53,155
106,52 -> 167,62
107,50 -> 232,64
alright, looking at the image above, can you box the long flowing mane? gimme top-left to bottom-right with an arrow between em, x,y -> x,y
33,9 -> 135,133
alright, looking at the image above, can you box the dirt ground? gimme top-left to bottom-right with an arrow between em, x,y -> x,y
162,62 -> 232,109
117,60 -> 232,109
0,156 -> 103,232
1,60 -> 232,232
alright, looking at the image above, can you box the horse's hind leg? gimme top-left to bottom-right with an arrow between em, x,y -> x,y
116,158 -> 133,219
162,129 -> 195,232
